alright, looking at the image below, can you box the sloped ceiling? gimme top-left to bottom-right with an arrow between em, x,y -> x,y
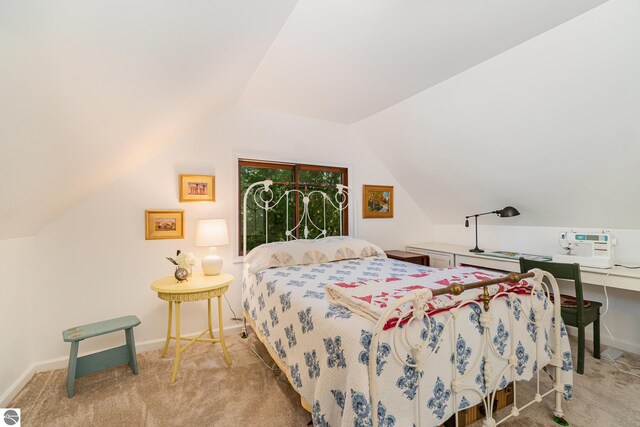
241,0 -> 606,123
354,0 -> 640,229
0,0 -> 297,239
1,0 -> 630,240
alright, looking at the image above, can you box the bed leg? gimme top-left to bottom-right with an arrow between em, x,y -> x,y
241,318 -> 248,339
552,365 -> 568,426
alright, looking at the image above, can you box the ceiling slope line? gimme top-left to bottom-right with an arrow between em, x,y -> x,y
237,0 -> 302,107
346,126 -> 435,224
352,0 -> 640,228
0,1 -> 302,240
352,0 -> 612,127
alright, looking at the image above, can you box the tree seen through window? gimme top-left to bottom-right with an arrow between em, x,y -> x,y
239,160 -> 348,255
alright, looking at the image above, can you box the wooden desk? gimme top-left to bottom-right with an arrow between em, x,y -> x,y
151,272 -> 233,383
405,242 -> 640,292
385,250 -> 430,266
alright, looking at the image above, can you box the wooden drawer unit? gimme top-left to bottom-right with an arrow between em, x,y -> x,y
405,247 -> 454,268
385,250 -> 430,266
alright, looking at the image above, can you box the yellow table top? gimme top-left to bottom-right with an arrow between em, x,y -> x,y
151,272 -> 233,294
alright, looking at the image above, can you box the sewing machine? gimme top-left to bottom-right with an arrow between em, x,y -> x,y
552,231 -> 617,269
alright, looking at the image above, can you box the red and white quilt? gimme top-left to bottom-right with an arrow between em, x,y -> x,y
325,267 -> 533,329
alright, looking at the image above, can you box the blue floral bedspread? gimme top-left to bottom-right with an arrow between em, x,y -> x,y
243,257 -> 573,427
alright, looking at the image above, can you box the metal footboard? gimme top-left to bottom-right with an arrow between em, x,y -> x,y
368,269 -> 566,427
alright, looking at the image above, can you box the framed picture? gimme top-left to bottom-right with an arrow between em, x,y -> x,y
145,210 -> 184,240
362,185 -> 394,218
179,174 -> 215,202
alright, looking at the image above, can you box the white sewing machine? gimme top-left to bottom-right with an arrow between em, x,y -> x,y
552,230 -> 617,269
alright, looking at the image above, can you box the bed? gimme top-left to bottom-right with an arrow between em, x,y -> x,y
241,180 -> 573,427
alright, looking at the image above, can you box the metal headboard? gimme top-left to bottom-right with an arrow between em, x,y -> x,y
241,180 -> 355,257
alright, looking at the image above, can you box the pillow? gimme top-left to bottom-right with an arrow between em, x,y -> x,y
245,236 -> 386,273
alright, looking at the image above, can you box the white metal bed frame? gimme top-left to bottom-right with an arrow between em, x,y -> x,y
241,180 -> 568,427
242,179 -> 354,254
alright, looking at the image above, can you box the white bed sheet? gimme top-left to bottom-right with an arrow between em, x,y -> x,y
242,257 -> 573,427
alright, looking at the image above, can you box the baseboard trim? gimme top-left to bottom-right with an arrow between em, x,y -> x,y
0,323 -> 243,407
565,325 -> 640,355
0,364 -> 36,407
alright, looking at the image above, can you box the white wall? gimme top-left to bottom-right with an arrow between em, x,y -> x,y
0,237 -> 35,404
31,107 -> 433,364
352,0 -> 640,354
432,224 -> 640,265
355,0 -> 640,229
432,224 -> 640,353
0,0 -> 298,240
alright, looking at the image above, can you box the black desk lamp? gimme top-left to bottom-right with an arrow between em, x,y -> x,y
464,206 -> 520,253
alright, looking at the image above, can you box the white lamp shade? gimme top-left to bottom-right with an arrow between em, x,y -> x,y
196,219 -> 229,247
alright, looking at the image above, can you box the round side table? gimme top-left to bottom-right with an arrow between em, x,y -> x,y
151,272 -> 233,383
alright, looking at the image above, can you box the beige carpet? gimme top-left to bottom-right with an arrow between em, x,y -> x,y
10,332 -> 640,426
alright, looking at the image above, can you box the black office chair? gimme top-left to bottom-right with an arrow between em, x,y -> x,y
519,258 -> 601,375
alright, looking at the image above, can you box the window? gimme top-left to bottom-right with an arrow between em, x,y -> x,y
239,159 -> 348,254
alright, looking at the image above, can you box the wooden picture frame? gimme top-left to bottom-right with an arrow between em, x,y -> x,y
179,174 -> 215,202
145,210 -> 184,240
362,185 -> 394,218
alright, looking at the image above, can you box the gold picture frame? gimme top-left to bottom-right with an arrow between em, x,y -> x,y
179,174 -> 215,202
363,185 -> 394,218
145,210 -> 184,240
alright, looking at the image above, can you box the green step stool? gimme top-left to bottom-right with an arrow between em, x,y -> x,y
62,315 -> 141,398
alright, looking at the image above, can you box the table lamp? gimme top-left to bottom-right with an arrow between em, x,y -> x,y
464,206 -> 520,253
196,219 -> 229,275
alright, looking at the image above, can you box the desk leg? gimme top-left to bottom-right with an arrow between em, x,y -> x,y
218,295 -> 231,365
171,302 -> 181,383
161,301 -> 173,358
207,298 -> 215,339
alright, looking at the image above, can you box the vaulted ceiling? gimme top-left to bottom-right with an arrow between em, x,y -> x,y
241,0 -> 606,123
355,0 -> 640,228
1,0 -> 626,239
0,0 -> 297,239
